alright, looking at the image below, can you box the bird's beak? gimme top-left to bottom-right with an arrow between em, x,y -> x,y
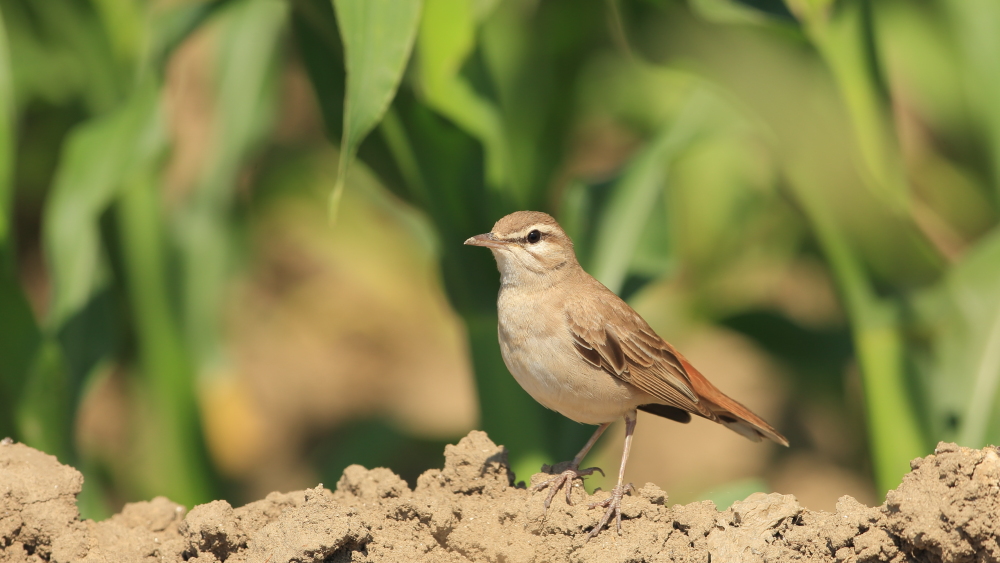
464,232 -> 507,250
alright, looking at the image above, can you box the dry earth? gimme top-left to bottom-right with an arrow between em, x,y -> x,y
2,432 -> 999,563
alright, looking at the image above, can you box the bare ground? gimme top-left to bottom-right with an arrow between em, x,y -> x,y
2,432 -> 999,563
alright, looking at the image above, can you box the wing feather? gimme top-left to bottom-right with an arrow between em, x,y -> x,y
565,307 -> 713,419
564,279 -> 788,446
571,336 -> 602,367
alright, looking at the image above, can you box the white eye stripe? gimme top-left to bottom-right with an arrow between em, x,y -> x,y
504,227 -> 550,242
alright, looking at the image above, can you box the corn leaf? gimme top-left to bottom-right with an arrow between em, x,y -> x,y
914,228 -> 1000,447
590,92 -> 710,293
0,4 -> 37,440
0,267 -> 40,439
791,178 -> 923,493
329,0 -> 422,219
0,5 -> 13,246
149,0 -> 242,71
943,0 -> 1000,200
43,80 -> 162,330
416,0 -> 511,196
791,0 -> 911,215
15,340 -> 71,460
119,169 -> 212,506
662,19 -> 927,491
176,0 -> 287,366
89,0 -> 143,65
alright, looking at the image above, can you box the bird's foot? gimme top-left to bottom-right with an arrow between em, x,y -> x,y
530,465 -> 605,509
586,482 -> 637,539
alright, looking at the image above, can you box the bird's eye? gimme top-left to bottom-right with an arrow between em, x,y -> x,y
527,230 -> 541,244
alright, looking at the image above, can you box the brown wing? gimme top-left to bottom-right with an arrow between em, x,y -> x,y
565,304 -> 715,420
566,288 -> 788,446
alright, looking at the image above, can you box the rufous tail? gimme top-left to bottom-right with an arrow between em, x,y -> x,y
670,344 -> 789,446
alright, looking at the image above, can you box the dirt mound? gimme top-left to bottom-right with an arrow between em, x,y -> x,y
2,433 -> 999,562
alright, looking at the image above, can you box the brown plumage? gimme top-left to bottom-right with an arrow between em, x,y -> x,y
465,210 -> 787,539
565,279 -> 788,446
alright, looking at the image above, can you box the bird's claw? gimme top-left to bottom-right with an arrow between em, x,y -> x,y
531,466 -> 605,509
586,483 -> 635,540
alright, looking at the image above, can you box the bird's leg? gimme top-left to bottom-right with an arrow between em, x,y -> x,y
531,422 -> 610,509
587,411 -> 637,539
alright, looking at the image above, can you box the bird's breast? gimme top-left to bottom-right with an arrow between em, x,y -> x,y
495,288 -> 649,424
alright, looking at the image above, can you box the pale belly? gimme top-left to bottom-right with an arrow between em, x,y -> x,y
497,317 -> 650,425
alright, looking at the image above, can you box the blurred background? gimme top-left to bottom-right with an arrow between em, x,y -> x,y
1,0 -> 999,520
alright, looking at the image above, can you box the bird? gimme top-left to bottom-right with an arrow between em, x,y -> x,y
464,210 -> 788,539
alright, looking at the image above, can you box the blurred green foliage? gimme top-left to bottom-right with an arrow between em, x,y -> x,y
1,0 -> 1000,517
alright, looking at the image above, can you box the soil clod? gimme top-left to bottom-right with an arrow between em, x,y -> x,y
1,436 -> 997,562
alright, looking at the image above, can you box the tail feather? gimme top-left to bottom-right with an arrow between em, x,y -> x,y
666,342 -> 789,447
702,393 -> 789,446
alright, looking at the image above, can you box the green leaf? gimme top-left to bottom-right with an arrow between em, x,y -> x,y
206,0 -> 288,197
330,0 -> 423,219
118,169 -> 212,506
477,0 -> 599,209
8,1 -> 126,113
0,5 -> 12,245
378,106 -> 430,205
16,339 -> 72,460
176,0 -> 287,367
590,91 -> 710,293
659,19 -> 929,491
914,228 -> 1000,447
791,177 -> 923,494
794,0 -> 911,216
783,0 -> 835,22
43,79 -> 163,330
149,0 -> 242,73
0,251 -> 40,439
943,0 -> 1000,200
89,0 -> 143,65
416,0 -> 511,195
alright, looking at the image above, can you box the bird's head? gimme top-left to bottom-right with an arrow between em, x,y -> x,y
464,211 -> 579,287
